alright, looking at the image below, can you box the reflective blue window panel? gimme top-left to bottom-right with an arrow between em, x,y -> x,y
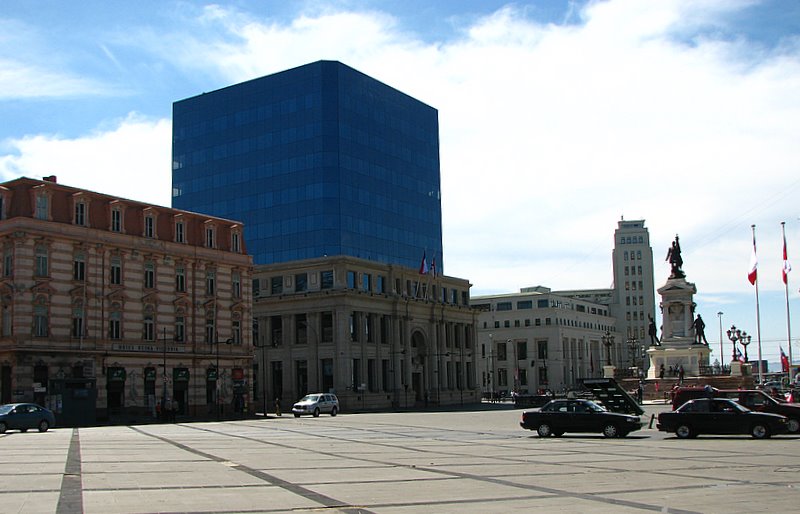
172,61 -> 443,272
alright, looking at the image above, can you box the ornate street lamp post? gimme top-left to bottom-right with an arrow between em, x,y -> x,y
727,325 -> 745,362
214,337 -> 234,421
252,336 -> 272,417
602,331 -> 614,366
717,312 -> 724,365
627,337 -> 638,368
740,333 -> 752,362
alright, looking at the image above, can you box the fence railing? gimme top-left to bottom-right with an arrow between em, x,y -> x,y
699,364 -> 731,376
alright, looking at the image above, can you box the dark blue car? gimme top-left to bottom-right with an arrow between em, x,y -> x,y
0,403 -> 56,433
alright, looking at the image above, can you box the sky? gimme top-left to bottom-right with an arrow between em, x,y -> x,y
1,0 -> 799,368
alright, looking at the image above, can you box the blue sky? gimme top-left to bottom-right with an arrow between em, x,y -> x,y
2,0 -> 799,368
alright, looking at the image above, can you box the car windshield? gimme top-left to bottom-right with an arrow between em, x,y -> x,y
300,395 -> 320,402
585,401 -> 608,412
0,405 -> 13,415
726,401 -> 750,413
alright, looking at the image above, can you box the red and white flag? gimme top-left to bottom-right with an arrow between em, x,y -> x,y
748,233 -> 758,285
781,346 -> 790,372
430,256 -> 437,277
783,233 -> 792,284
418,251 -> 429,275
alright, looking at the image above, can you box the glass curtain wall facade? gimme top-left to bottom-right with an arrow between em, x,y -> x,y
172,60 -> 444,271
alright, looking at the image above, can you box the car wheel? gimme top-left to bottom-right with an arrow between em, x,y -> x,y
331,407 -> 338,417
536,424 -> 552,437
787,418 -> 800,433
20,428 -> 28,433
313,407 -> 320,417
675,424 -> 693,439
293,413 -> 300,418
602,424 -> 619,438
0,422 -> 6,434
751,423 -> 770,439
38,420 -> 49,433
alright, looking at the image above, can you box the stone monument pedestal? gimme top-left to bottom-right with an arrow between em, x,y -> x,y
647,342 -> 711,379
729,361 -> 753,377
647,276 -> 711,378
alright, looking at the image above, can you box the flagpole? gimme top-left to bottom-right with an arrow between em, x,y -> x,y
782,221 -> 793,383
752,224 -> 764,384
426,255 -> 434,301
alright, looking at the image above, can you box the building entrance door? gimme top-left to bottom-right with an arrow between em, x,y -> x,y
412,372 -> 422,402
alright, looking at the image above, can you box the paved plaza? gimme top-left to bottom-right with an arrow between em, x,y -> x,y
1,403 -> 799,513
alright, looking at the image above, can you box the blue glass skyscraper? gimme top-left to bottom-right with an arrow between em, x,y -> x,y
172,60 -> 443,272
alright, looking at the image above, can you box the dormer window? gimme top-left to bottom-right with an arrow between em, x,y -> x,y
35,194 -> 49,220
74,201 -> 86,226
144,215 -> 155,238
111,208 -> 122,232
175,219 -> 185,243
205,225 -> 215,248
231,231 -> 240,253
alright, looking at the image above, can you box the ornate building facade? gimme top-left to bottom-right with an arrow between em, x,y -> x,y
0,177 -> 253,425
252,256 -> 478,412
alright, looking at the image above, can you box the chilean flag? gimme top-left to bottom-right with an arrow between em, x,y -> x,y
781,346 -> 790,372
419,251 -> 429,275
748,233 -> 758,285
783,233 -> 792,285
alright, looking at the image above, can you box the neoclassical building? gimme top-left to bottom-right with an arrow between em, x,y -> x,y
472,287 -> 622,397
252,256 -> 478,412
0,177 -> 253,424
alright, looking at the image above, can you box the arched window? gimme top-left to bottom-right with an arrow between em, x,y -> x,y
110,255 -> 122,285
73,252 -> 86,281
109,311 -> 121,340
33,301 -> 48,337
143,306 -> 155,341
35,245 -> 49,277
71,300 -> 85,338
144,260 -> 155,289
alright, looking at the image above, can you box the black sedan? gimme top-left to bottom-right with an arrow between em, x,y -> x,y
520,399 -> 643,438
0,403 -> 56,434
658,398 -> 788,439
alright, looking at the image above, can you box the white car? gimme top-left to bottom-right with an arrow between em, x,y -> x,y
292,393 -> 339,417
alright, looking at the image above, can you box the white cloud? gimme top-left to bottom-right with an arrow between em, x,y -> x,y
0,113 -> 172,206
0,17 -> 119,99
3,0 -> 798,360
100,3 -> 800,294
0,58 -> 117,100
145,0 -> 798,361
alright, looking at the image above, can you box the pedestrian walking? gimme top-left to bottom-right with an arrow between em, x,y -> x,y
274,397 -> 282,417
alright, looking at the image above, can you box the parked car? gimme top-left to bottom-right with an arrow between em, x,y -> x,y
520,398 -> 643,438
292,394 -> 339,417
658,398 -> 788,439
671,386 -> 800,433
0,403 -> 56,433
757,380 -> 785,393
